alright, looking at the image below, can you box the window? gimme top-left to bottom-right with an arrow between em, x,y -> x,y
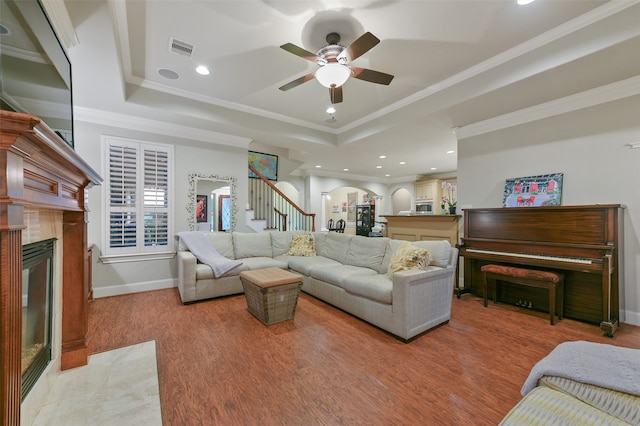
103,136 -> 174,259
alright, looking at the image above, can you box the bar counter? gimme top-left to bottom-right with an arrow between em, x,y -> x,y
381,214 -> 460,246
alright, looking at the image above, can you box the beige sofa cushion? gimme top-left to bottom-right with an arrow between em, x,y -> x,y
342,274 -> 393,304
312,232 -> 328,255
239,257 -> 288,270
310,264 -> 377,288
233,232 -> 272,259
346,236 -> 389,271
279,255 -> 341,276
203,232 -> 235,259
270,232 -> 293,257
318,232 -> 352,262
379,240 -> 404,274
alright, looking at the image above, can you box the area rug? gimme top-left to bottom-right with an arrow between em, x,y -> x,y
32,340 -> 162,425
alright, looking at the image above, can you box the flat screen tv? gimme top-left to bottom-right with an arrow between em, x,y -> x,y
0,0 -> 74,148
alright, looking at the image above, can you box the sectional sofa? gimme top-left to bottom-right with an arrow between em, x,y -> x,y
176,231 -> 458,341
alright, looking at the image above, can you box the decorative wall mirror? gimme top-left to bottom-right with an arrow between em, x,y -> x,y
186,172 -> 237,231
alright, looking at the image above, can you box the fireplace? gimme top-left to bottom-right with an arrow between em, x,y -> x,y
0,111 -> 102,425
21,238 -> 55,401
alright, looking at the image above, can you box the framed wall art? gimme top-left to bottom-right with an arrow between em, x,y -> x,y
196,194 -> 208,223
347,192 -> 357,221
248,151 -> 278,181
503,173 -> 563,207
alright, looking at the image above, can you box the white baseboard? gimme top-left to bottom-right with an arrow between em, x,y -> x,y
93,278 -> 177,298
621,309 -> 640,327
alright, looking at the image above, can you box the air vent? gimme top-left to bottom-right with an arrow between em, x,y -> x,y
169,37 -> 194,58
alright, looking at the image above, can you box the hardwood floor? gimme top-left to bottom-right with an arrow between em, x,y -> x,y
88,289 -> 640,426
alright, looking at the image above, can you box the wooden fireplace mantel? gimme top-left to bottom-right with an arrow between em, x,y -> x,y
0,110 -> 102,425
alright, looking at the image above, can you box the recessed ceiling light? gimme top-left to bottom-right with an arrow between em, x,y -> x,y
447,150 -> 455,154
517,0 -> 535,4
430,167 -> 437,170
195,65 -> 210,75
379,155 -> 386,159
376,165 -> 382,169
385,174 -> 390,177
399,161 -> 406,165
315,165 -> 322,168
326,107 -> 336,114
343,168 -> 349,171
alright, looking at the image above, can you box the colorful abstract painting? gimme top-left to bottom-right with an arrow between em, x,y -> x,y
248,151 -> 278,181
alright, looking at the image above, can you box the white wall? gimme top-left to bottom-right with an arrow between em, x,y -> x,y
74,121 -> 250,295
457,95 -> 640,326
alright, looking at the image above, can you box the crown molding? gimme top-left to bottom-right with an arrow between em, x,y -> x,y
40,0 -> 78,51
74,106 -> 252,148
456,76 -> 640,139
338,0 -> 640,134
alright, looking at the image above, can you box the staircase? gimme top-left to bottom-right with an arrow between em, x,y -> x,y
246,164 -> 315,232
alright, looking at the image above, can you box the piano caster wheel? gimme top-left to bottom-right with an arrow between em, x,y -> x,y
604,332 -> 614,338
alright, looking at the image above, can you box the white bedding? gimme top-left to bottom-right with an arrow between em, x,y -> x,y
521,340 -> 640,397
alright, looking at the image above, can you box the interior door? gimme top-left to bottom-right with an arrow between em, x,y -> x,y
218,194 -> 231,231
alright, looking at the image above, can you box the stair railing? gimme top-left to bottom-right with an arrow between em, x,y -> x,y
248,164 -> 315,232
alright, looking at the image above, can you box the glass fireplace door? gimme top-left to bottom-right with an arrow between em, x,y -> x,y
21,238 -> 55,400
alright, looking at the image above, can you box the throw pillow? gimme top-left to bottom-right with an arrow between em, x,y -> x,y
387,242 -> 430,278
286,234 -> 316,256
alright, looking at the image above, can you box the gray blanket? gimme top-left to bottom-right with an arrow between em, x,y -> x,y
177,231 -> 242,278
521,340 -> 640,397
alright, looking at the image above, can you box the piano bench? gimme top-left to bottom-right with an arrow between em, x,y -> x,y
480,264 -> 564,325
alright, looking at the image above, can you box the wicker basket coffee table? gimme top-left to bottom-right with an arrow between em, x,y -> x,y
239,267 -> 303,325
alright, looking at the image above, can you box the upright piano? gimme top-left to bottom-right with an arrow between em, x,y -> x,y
458,205 -> 624,336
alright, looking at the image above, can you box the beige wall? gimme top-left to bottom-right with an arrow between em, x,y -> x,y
323,187 -> 373,234
391,187 -> 411,214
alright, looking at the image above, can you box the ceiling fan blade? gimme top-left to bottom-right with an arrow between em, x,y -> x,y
350,67 -> 394,85
330,86 -> 343,104
279,73 -> 316,91
280,43 -> 319,63
343,32 -> 380,62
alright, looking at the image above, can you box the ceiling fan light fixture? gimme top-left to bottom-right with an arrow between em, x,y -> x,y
315,63 -> 350,88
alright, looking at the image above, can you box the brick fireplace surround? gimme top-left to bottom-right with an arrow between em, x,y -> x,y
0,110 -> 101,425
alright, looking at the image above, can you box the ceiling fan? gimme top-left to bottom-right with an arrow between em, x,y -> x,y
279,31 -> 394,104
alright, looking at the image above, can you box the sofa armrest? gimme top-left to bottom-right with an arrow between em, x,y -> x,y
177,250 -> 197,303
389,249 -> 458,339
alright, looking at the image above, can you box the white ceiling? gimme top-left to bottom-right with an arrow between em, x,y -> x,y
70,0 -> 640,181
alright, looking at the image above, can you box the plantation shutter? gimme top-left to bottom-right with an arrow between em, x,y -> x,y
104,137 -> 173,255
109,144 -> 138,249
143,148 -> 169,247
